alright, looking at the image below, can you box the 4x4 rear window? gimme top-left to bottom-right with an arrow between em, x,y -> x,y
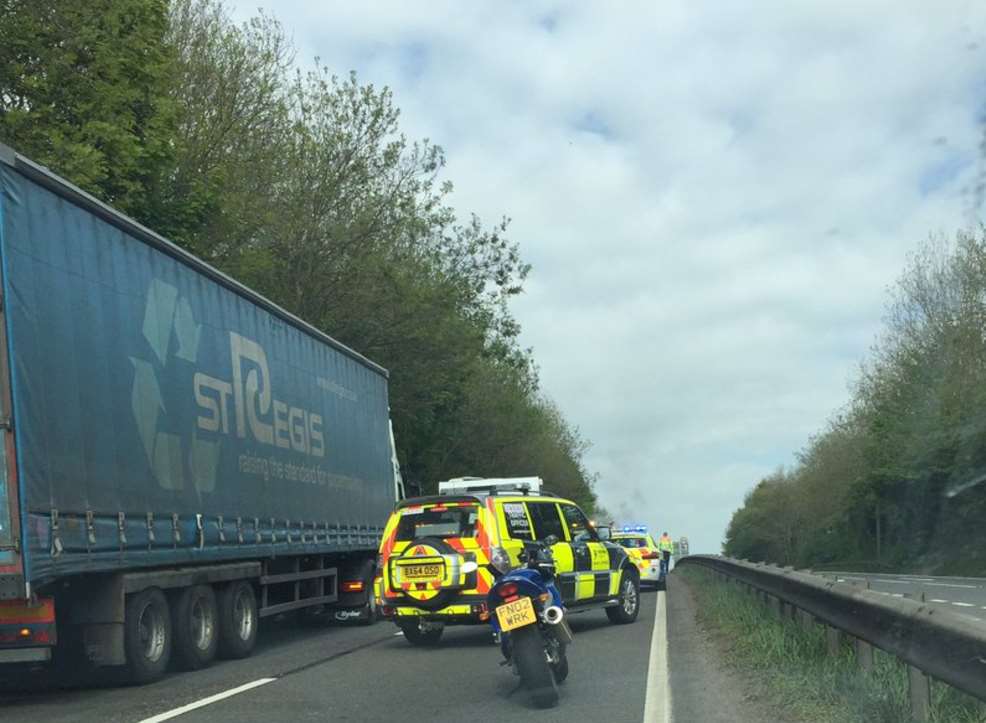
395,506 -> 479,541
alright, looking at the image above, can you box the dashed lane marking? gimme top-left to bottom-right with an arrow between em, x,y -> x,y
137,678 -> 277,723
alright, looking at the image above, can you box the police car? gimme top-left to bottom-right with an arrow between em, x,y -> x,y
373,477 -> 642,645
610,526 -> 665,589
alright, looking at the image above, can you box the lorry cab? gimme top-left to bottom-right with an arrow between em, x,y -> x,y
376,477 -> 642,646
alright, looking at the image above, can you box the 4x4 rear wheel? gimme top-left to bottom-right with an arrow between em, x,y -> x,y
397,619 -> 444,646
606,569 -> 641,624
392,536 -> 459,611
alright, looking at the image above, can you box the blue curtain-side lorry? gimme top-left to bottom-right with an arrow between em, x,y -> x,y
0,145 -> 401,682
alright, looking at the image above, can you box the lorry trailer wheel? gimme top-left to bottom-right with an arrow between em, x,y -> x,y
512,627 -> 559,708
172,585 -> 219,670
218,581 -> 258,659
359,568 -> 378,626
124,588 -> 172,684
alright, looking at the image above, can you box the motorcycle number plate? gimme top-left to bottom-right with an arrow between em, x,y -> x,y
401,564 -> 443,581
496,597 -> 536,631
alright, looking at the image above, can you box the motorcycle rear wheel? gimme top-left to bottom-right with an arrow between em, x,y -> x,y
551,649 -> 569,684
512,626 -> 559,708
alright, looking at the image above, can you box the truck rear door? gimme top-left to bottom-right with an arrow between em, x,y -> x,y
0,166 -> 23,602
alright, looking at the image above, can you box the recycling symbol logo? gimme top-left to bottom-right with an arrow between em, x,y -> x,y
130,278 -> 220,494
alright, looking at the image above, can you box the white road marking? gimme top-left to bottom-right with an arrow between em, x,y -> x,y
952,602 -> 975,607
643,591 -> 672,723
393,632 -> 403,637
930,599 -> 949,603
926,582 -> 978,589
137,678 -> 277,723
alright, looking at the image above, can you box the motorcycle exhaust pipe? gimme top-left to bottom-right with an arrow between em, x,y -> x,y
541,605 -> 574,644
542,605 -> 564,625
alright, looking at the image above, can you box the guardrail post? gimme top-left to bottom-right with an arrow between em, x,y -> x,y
855,638 -> 873,673
798,609 -> 813,631
908,665 -> 931,722
826,626 -> 842,656
768,595 -> 781,616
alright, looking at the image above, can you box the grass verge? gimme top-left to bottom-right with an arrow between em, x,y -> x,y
677,566 -> 986,723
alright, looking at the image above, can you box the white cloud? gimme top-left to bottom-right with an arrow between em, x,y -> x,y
230,0 -> 986,553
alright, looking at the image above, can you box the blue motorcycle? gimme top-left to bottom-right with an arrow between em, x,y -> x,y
487,535 -> 573,708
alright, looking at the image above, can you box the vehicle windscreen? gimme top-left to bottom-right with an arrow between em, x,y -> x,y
395,507 -> 479,541
615,537 -> 649,549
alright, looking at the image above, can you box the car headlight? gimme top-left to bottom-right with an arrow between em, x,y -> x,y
491,546 -> 512,574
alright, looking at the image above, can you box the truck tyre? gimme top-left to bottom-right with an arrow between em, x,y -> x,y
359,565 -> 378,626
124,587 -> 172,684
512,626 -> 559,708
606,569 -> 641,624
172,585 -> 219,670
397,619 -> 444,646
217,581 -> 258,659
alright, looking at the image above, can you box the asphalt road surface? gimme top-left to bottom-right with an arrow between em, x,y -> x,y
819,571 -> 986,621
0,575 -> 788,723
1,590 -> 668,723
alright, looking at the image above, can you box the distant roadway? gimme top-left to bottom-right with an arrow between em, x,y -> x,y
818,571 -> 986,621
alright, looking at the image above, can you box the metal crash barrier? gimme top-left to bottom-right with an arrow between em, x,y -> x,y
676,555 -> 986,721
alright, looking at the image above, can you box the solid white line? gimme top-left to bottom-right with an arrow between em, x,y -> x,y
137,678 -> 277,723
926,582 -> 978,589
643,591 -> 672,723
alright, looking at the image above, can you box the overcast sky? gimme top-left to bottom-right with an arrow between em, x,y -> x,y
230,1 -> 986,553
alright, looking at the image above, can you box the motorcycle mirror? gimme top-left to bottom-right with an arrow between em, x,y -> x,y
461,561 -> 479,574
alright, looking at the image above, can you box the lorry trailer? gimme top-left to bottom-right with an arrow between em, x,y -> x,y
0,145 -> 399,681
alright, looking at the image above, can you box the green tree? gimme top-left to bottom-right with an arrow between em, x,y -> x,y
0,0 -> 175,219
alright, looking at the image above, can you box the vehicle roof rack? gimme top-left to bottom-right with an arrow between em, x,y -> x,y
438,476 -> 544,497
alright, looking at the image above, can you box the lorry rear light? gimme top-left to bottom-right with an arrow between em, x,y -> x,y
341,580 -> 364,593
0,597 -> 55,625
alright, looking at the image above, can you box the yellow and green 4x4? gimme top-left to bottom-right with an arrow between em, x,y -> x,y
374,477 -> 641,645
